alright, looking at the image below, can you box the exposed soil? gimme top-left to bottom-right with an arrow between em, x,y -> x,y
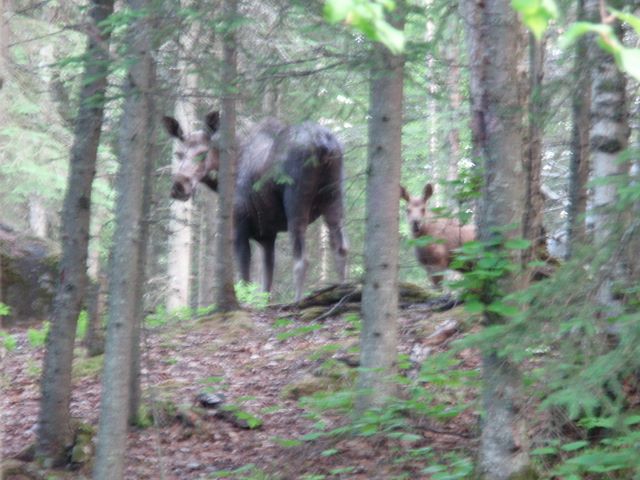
1,298 -> 480,479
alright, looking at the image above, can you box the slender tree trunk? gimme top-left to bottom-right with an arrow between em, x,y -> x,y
93,1 -> 155,476
357,6 -> 405,410
28,196 -> 48,238
166,70 -> 199,311
586,0 -> 629,309
445,42 -> 461,206
36,0 -> 114,466
214,0 -> 240,311
0,0 -> 10,85
523,33 -> 546,271
197,189 -> 217,308
566,0 -> 591,258
129,107 -> 156,424
462,0 -> 530,478
85,269 -> 107,357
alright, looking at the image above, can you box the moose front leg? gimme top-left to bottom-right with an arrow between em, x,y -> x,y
235,228 -> 252,284
261,236 -> 276,296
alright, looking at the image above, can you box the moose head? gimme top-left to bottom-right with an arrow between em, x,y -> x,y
400,183 -> 434,236
163,111 -> 221,201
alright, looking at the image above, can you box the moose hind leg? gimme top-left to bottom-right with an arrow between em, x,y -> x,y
324,215 -> 348,283
289,225 -> 308,302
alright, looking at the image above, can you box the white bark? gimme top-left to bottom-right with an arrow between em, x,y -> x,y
28,196 -> 48,238
166,21 -> 200,312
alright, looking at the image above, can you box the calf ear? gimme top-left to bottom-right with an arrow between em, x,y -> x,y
400,185 -> 410,202
205,111 -> 220,134
162,116 -> 184,141
423,183 -> 434,201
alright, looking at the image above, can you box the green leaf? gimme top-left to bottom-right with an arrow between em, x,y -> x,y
623,415 -> 640,426
617,48 -> 640,81
373,20 -> 405,54
465,300 -> 485,314
561,440 -> 589,452
486,301 -> 519,317
504,238 -> 531,250
531,446 -> 557,455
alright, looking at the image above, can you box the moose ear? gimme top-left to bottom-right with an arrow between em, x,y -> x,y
162,116 -> 184,141
400,185 -> 410,202
205,111 -> 220,134
423,183 -> 434,201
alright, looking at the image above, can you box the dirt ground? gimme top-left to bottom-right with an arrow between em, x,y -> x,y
1,300 -> 480,479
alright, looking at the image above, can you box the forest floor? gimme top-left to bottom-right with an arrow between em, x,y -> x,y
1,291 -> 481,479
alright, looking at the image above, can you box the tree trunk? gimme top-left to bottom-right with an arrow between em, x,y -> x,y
85,270 -> 106,357
166,67 -> 199,311
522,33 -> 546,272
356,6 -> 405,410
28,196 -> 48,238
586,0 -> 629,309
461,0 -> 530,478
36,0 -> 114,466
93,1 -> 155,477
445,42 -> 461,206
214,0 -> 240,312
566,0 -> 591,258
129,107 -> 156,424
197,189 -> 217,308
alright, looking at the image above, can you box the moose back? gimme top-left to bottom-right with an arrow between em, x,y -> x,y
163,111 -> 348,302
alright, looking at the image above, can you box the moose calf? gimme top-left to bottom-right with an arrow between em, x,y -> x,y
400,183 -> 476,287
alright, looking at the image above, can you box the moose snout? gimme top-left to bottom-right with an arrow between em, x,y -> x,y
171,179 -> 190,201
411,221 -> 421,235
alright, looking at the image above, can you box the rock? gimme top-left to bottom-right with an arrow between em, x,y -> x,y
195,392 -> 225,409
424,319 -> 459,346
0,224 -> 59,326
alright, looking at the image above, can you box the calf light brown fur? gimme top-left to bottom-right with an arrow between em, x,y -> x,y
400,183 -> 476,287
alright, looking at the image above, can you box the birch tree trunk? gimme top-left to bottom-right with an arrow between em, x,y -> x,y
567,0 -> 591,258
357,5 -> 404,410
166,65 -> 198,311
36,0 -> 114,466
586,0 -> 629,309
214,0 -> 239,311
93,1 -> 155,476
462,0 -> 531,477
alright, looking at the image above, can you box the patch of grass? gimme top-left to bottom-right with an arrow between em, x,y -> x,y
73,354 -> 103,379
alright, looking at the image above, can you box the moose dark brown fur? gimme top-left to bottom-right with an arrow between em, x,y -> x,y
400,183 -> 476,287
163,111 -> 348,302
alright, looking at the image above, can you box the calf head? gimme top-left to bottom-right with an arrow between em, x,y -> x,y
163,111 -> 220,201
400,183 -> 434,236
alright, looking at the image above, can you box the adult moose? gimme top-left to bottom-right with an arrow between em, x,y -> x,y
163,111 -> 348,302
400,183 -> 476,287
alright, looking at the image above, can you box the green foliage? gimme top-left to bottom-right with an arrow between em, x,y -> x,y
511,0 -> 558,40
275,323 -> 324,341
450,231 -> 529,317
76,310 -> 88,339
27,322 -> 50,348
324,0 -> 405,54
235,281 -> 270,310
221,403 -> 263,429
0,330 -> 17,352
560,8 -> 640,80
